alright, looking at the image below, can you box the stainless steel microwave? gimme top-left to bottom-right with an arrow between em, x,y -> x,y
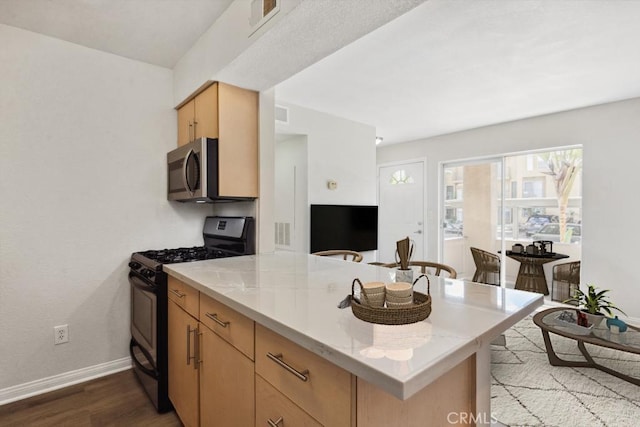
167,137 -> 254,202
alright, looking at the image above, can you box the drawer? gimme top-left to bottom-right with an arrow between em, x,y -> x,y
255,324 -> 353,427
256,374 -> 321,427
199,292 -> 255,360
167,276 -> 199,318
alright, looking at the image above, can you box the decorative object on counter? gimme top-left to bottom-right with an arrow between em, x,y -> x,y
361,281 -> 386,308
511,243 -> 524,253
395,268 -> 413,283
394,237 -> 414,282
563,283 -> 626,327
386,282 -> 413,307
349,275 -> 431,325
386,282 -> 413,298
606,316 -> 628,334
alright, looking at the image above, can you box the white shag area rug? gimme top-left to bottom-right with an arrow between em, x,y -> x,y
491,316 -> 640,427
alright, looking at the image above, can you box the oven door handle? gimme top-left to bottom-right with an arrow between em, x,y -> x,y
130,338 -> 158,379
129,272 -> 156,293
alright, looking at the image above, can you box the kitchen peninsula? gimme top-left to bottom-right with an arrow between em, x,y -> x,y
164,252 -> 542,426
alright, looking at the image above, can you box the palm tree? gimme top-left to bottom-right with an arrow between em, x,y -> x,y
541,149 -> 582,242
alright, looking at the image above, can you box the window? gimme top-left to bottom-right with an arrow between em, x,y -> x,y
390,169 -> 414,184
446,185 -> 455,200
442,147 -> 582,284
522,178 -> 545,198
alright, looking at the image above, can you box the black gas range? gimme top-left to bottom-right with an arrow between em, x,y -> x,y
129,216 -> 255,412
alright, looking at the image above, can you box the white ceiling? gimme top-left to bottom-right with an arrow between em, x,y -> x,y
2,0 -> 640,145
0,0 -> 233,68
276,0 -> 640,144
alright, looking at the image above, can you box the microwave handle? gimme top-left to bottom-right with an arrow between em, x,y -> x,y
182,149 -> 195,196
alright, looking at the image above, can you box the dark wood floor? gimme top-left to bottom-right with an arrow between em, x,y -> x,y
0,370 -> 181,426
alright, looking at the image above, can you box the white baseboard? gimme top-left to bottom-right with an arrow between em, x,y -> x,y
0,357 -> 132,406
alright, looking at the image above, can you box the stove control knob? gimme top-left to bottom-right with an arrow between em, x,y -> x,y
141,269 -> 155,278
128,261 -> 141,270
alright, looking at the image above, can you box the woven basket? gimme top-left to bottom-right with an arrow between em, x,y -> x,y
350,275 -> 432,325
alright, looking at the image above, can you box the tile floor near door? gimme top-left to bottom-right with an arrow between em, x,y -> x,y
0,370 -> 180,427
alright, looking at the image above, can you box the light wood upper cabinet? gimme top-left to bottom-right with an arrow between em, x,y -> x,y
175,81 -> 258,198
193,83 -> 219,141
177,98 -> 195,148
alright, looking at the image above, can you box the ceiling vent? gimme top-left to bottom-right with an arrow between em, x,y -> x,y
275,104 -> 289,124
249,0 -> 280,35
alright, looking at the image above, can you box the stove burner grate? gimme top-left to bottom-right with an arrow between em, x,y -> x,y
140,246 -> 216,264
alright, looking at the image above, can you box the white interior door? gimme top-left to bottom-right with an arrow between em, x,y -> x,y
378,161 -> 425,263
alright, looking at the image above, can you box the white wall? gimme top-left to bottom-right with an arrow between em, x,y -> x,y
275,102 -> 378,260
377,97 -> 640,318
276,102 -> 377,206
0,25 -> 211,391
275,135 -> 308,252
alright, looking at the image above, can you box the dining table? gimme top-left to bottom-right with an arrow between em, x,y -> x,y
503,250 -> 569,295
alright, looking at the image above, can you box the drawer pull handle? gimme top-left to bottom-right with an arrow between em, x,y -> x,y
267,352 -> 309,382
205,312 -> 230,328
170,289 -> 185,298
267,416 -> 283,427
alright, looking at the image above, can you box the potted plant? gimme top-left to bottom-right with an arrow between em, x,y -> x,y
564,284 -> 626,326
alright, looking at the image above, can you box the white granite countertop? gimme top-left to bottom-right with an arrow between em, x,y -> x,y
164,252 -> 543,400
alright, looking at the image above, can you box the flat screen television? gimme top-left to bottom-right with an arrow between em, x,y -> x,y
310,204 -> 378,253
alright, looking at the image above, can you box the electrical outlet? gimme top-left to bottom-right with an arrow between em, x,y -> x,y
54,325 -> 69,345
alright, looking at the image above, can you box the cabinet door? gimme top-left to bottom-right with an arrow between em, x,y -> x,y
217,82 -> 258,198
200,326 -> 255,426
168,300 -> 199,427
177,98 -> 195,146
256,375 -> 322,427
194,83 -> 219,140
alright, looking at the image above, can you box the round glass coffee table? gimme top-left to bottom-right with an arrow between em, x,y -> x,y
533,307 -> 640,385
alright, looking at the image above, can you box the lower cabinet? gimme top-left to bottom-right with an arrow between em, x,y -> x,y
169,280 -> 355,426
168,282 -> 255,427
200,326 -> 255,426
168,300 -> 199,427
168,277 -> 477,427
256,375 -> 322,427
255,324 -> 354,427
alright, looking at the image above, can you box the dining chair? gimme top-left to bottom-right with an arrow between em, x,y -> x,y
312,250 -> 363,262
380,261 -> 457,279
470,247 -> 500,285
551,260 -> 581,303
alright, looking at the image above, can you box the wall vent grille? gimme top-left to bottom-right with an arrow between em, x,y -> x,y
275,104 -> 289,124
250,0 -> 280,35
275,222 -> 291,246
